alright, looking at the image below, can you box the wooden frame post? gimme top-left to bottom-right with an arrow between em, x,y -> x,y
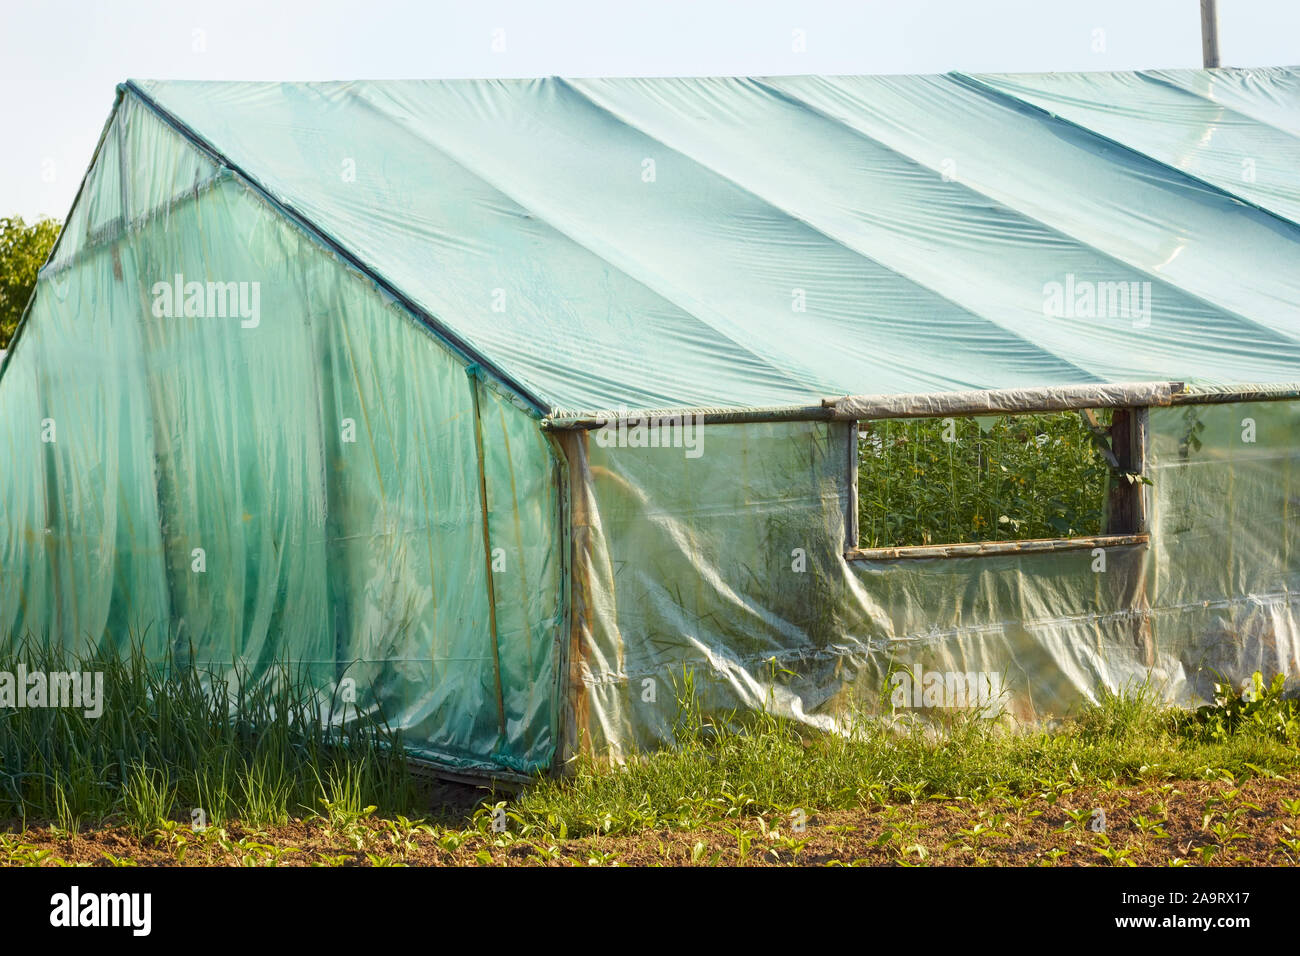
1107,407 -> 1148,535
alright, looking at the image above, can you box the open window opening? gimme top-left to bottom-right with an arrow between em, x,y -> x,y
847,407 -> 1149,560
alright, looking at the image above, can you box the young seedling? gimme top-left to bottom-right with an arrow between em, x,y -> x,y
1131,815 -> 1169,840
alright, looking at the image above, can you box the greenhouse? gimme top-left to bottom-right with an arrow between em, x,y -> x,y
2,69 -> 1299,777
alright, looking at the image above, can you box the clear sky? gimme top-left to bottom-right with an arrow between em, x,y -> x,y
2,0 -> 1298,221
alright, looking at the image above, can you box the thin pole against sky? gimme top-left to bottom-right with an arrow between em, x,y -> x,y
1201,0 -> 1221,67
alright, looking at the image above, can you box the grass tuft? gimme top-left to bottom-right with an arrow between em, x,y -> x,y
0,635 -> 416,830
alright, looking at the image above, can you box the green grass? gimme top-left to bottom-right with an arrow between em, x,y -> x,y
0,636 -> 416,830
857,411 -> 1113,548
1,638 -> 1296,849
505,676 -> 1300,839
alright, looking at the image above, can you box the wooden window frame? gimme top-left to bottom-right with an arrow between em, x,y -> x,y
845,406 -> 1150,561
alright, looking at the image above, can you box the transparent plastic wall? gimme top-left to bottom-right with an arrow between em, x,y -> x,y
0,93 -> 562,774
562,421 -> 860,760
1146,400 -> 1300,701
563,404 -> 1299,760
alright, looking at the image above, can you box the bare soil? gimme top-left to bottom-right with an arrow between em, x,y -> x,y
4,775 -> 1300,867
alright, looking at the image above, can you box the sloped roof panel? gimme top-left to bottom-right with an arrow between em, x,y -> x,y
132,71 -> 1300,417
970,70 -> 1300,226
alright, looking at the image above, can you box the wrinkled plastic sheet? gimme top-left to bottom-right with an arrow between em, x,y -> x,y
130,72 -> 1300,418
562,403 -> 1300,760
1,90 -> 562,775
829,381 -> 1175,420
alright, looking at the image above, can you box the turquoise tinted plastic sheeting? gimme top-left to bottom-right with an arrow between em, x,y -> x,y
563,406 -> 1299,758
131,73 -> 1300,419
968,70 -> 1300,227
0,91 -> 561,774
755,74 -> 1300,350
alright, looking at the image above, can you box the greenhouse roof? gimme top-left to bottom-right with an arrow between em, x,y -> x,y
128,69 -> 1300,418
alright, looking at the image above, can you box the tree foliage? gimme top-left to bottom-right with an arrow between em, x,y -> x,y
0,216 -> 62,350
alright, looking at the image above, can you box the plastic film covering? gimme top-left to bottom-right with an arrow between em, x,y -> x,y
132,73 -> 1300,419
758,73 -> 1300,351
968,69 -> 1300,227
563,405 -> 1299,758
1147,401 -> 1300,691
0,92 -> 561,774
829,381 -> 1174,420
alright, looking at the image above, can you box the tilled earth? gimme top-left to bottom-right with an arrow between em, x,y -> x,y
3,776 -> 1299,866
